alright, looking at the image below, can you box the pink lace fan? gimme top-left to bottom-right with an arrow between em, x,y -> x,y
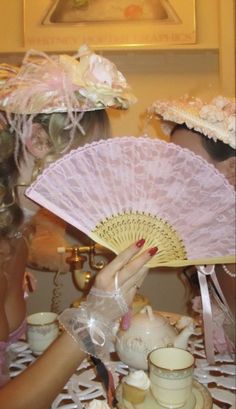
26,137 -> 235,268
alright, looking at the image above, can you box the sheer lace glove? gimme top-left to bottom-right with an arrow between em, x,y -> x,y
59,240 -> 157,359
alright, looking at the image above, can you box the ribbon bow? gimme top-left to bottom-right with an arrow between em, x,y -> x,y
72,305 -> 107,349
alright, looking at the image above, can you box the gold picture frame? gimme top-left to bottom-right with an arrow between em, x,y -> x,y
24,0 -> 196,51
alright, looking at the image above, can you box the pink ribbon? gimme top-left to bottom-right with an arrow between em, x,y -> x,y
197,265 -> 215,364
210,272 -> 234,322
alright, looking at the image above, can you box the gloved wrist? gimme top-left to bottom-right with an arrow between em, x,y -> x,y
58,285 -> 129,359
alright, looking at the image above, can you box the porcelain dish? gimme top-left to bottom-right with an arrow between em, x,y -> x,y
116,380 -> 212,409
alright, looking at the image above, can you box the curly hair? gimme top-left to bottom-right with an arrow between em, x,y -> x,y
0,121 -> 23,237
0,109 -> 111,233
0,129 -> 24,282
0,109 -> 111,273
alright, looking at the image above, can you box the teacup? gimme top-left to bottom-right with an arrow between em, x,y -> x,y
149,347 -> 194,408
27,312 -> 59,355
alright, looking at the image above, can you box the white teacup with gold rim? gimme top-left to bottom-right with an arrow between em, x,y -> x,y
149,347 -> 195,408
27,312 -> 59,355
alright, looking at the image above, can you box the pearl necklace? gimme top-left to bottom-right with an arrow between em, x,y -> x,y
222,264 -> 236,278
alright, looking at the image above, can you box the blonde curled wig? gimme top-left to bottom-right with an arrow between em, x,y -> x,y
0,123 -> 23,237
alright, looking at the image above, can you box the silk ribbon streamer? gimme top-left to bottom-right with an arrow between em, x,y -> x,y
197,265 -> 215,364
210,272 -> 234,322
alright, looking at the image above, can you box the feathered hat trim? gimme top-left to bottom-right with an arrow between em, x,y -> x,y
0,45 -> 136,115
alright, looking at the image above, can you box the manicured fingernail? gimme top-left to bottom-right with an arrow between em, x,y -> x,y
136,238 -> 146,248
148,246 -> 158,256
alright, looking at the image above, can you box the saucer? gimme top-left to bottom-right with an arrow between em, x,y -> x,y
116,380 -> 212,409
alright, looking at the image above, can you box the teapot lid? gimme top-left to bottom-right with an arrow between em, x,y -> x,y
139,306 -> 168,327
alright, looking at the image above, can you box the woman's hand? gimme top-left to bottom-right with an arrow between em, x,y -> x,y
86,239 -> 158,328
58,240 -> 158,359
94,239 -> 158,307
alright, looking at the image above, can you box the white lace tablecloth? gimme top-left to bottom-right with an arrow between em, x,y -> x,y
9,335 -> 235,409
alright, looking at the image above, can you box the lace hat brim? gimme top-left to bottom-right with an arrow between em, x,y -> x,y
149,96 -> 236,150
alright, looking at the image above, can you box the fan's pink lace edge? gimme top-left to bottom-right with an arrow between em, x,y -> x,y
26,136 -> 235,197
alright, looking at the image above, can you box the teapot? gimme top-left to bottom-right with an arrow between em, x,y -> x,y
116,306 -> 195,370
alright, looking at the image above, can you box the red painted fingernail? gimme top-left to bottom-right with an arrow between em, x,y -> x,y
148,246 -> 158,256
136,238 -> 146,248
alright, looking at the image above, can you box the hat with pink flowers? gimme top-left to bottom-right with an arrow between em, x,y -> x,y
0,45 -> 136,114
0,45 -> 136,162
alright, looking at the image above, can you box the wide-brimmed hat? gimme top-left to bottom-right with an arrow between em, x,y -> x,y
148,95 -> 235,149
0,45 -> 136,115
0,45 -> 137,167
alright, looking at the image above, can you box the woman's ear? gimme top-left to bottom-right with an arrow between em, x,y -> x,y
216,157 -> 236,188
